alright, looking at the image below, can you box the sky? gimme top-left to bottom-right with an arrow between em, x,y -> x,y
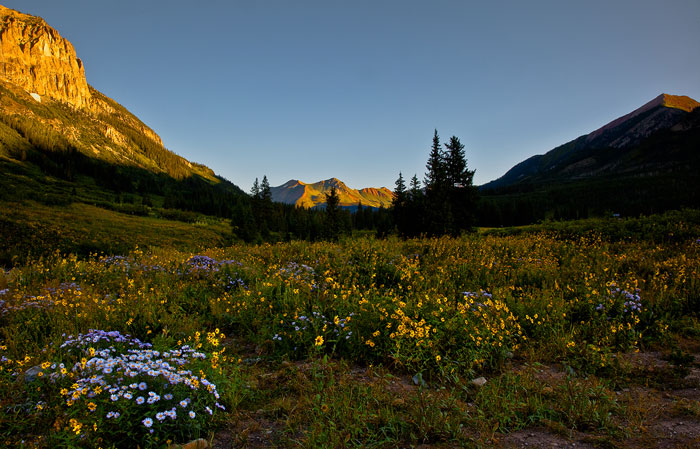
4,0 -> 700,190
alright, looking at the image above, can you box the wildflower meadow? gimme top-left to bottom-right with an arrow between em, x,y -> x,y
1,212 -> 699,448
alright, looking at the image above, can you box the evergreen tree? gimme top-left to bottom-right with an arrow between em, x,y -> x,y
423,130 -> 451,235
402,174 -> 424,237
409,174 -> 422,200
253,175 -> 273,238
250,178 -> 260,199
393,172 -> 408,234
260,175 -> 272,202
444,136 -> 478,233
444,136 -> 467,188
424,129 -> 446,192
324,186 -> 342,240
393,172 -> 407,207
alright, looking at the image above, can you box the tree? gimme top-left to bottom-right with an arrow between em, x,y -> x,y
392,172 -> 408,234
424,129 -> 447,193
324,186 -> 342,240
444,136 -> 467,188
250,178 -> 260,199
423,129 -> 451,235
260,175 -> 272,202
444,135 -> 478,233
393,172 -> 407,207
409,174 -> 422,200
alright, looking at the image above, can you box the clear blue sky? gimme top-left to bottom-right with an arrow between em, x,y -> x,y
5,0 -> 700,190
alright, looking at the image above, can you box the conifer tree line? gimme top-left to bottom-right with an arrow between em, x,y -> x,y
392,130 -> 479,237
234,177 -> 392,243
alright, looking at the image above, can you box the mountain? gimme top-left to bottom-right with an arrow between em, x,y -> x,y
0,4 -> 251,263
270,178 -> 394,209
481,93 -> 700,190
0,4 -> 229,183
477,93 -> 700,226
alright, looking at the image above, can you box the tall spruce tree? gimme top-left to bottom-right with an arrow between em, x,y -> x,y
424,129 -> 446,192
393,172 -> 407,207
324,186 -> 341,240
398,174 -> 423,237
444,136 -> 478,234
445,136 -> 467,187
257,175 -> 273,237
260,175 -> 272,202
423,129 -> 451,235
392,172 -> 408,234
409,174 -> 422,200
250,178 -> 260,199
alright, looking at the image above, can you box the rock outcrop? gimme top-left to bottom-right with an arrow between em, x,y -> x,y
0,4 -> 218,182
0,5 -> 90,110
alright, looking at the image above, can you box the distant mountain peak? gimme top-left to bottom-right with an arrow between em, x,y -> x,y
322,177 -> 346,188
270,178 -> 393,209
280,179 -> 306,188
587,93 -> 699,142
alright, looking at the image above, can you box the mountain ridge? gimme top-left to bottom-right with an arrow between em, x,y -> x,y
481,93 -> 700,190
270,178 -> 393,209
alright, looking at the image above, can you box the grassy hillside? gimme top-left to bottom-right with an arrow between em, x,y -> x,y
0,84 -> 251,266
0,200 -> 232,266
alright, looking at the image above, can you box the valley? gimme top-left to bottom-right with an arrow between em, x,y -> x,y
1,4 -> 699,449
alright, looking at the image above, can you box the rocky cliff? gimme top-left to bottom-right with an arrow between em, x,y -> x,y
0,4 -> 216,181
0,5 -> 90,110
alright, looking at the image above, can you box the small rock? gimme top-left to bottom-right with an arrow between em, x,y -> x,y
180,438 -> 208,449
24,365 -> 43,383
505,351 -> 514,359
243,357 -> 262,365
412,373 -> 427,387
471,376 -> 487,387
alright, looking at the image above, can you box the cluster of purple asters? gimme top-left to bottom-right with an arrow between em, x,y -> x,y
596,283 -> 642,315
463,290 -> 493,309
100,255 -> 166,273
183,255 -> 240,274
620,289 -> 642,313
278,261 -> 317,286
